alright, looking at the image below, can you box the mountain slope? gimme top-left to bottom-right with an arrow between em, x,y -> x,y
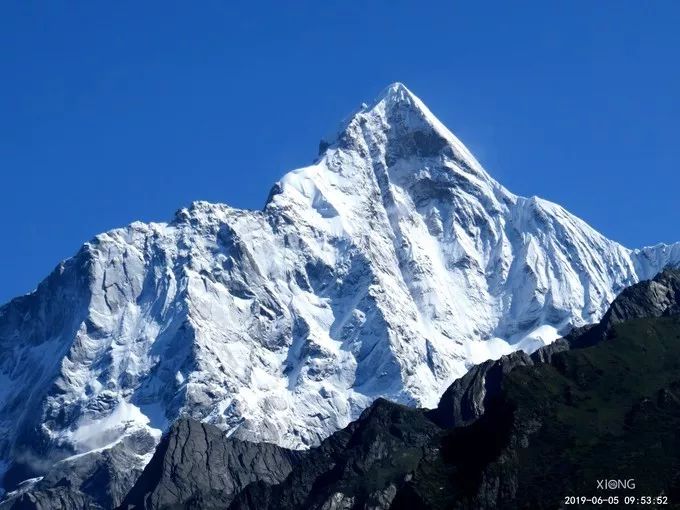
1,83 -> 679,496
395,275 -> 680,509
114,270 -> 680,510
120,419 -> 303,510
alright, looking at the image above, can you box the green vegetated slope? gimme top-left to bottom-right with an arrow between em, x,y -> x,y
510,317 -> 680,504
399,316 -> 680,509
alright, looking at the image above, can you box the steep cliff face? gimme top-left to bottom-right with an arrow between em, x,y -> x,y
120,420 -> 303,510
0,433 -> 154,509
1,83 -> 679,497
229,398 -> 443,510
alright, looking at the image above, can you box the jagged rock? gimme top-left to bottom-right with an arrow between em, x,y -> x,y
605,268 -> 680,325
426,351 -> 534,428
0,487 -> 97,510
0,430 -> 154,510
229,398 -> 442,510
119,419 -> 303,509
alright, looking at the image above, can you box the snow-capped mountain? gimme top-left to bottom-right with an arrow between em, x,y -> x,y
1,83 -> 679,493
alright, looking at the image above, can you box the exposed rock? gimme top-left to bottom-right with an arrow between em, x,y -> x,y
1,430 -> 154,510
426,351 -> 533,428
0,487 -> 97,510
229,398 -> 442,510
119,419 -> 303,509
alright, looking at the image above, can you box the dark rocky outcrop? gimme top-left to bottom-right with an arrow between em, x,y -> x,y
119,419 -> 304,509
0,430 -> 154,510
0,487 -> 95,510
426,351 -> 533,429
568,268 -> 680,350
426,331 -> 575,430
229,398 -> 442,510
606,268 -> 680,323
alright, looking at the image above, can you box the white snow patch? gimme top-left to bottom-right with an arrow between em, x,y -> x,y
69,400 -> 155,452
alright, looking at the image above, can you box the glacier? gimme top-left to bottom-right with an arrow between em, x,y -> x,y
1,82 -> 679,493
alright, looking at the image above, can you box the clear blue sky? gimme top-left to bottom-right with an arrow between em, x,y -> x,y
1,1 -> 679,304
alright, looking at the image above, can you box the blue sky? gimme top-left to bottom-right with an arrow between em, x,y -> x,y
1,1 -> 679,303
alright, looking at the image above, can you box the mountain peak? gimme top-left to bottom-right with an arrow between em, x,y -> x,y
315,83 -> 496,188
366,81 -> 430,120
319,82 -> 425,150
320,83 -> 468,164
374,81 -> 414,104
